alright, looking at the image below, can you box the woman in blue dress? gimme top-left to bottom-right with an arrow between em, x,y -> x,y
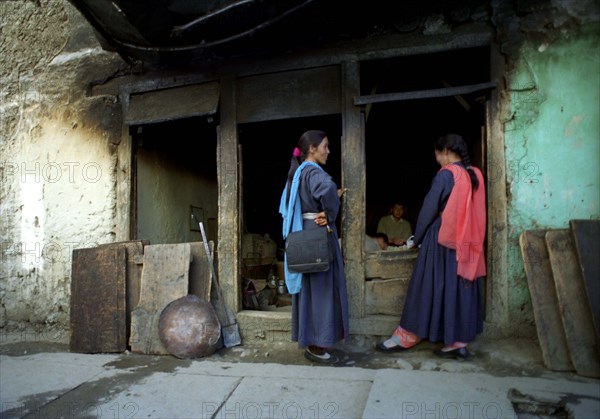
279,130 -> 349,364
376,134 -> 486,360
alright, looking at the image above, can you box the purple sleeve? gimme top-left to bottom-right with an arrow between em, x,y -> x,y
304,169 -> 340,225
413,170 -> 454,244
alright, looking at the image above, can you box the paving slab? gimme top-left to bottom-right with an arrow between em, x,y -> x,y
363,369 -> 600,419
221,372 -> 372,419
172,361 -> 376,418
93,371 -> 241,419
363,370 -> 516,418
0,352 -> 119,418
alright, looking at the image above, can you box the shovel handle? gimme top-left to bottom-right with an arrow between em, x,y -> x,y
193,216 -> 220,298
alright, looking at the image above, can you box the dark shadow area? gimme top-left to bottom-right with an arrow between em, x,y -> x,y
239,115 -> 343,251
131,116 -> 219,178
361,46 -> 490,233
130,116 -> 219,244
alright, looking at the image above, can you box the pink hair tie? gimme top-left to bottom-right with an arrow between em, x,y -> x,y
293,147 -> 301,157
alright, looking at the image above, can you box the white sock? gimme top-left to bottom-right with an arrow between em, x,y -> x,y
441,345 -> 467,352
307,348 -> 331,359
383,335 -> 402,348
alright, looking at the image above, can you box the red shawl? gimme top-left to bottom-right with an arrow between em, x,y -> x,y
438,164 -> 486,281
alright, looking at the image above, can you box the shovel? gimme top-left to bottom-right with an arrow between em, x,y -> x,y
195,217 -> 242,348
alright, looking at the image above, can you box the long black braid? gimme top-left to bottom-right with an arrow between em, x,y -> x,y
434,133 -> 479,189
285,130 -> 328,204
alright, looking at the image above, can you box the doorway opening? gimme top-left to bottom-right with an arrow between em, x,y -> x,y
239,114 -> 343,250
237,115 -> 342,309
358,46 -> 491,319
130,116 -> 219,245
360,46 -> 490,236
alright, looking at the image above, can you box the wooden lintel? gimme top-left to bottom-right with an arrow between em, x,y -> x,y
354,81 -> 496,106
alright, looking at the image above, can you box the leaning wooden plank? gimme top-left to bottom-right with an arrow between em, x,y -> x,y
546,229 -> 600,378
570,220 -> 600,342
70,246 -> 127,353
98,240 -> 148,345
130,243 -> 191,355
519,230 -> 573,371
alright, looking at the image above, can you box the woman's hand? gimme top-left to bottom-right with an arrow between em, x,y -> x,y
314,212 -> 328,226
337,188 -> 347,198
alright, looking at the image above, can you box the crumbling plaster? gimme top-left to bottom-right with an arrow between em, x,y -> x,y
1,0 -> 127,339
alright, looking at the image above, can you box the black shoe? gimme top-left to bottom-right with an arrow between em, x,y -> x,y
434,347 -> 471,361
304,349 -> 339,364
375,341 -> 409,353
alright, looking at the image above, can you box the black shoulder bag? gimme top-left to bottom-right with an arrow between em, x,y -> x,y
285,226 -> 334,273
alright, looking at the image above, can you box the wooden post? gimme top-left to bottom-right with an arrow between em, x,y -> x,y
485,43 -> 510,335
218,75 -> 241,313
341,61 -> 366,319
116,94 -> 132,242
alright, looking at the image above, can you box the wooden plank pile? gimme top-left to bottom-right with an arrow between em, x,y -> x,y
520,220 -> 600,377
70,241 -> 213,354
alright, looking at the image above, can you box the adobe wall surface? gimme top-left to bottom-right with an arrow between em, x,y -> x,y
1,0 -> 126,340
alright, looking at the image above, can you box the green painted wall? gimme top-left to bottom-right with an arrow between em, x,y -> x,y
504,23 -> 600,329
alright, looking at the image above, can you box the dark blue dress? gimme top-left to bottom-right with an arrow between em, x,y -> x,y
400,163 -> 484,344
291,166 -> 349,348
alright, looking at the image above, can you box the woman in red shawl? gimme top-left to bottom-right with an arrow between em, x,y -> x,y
376,134 -> 486,360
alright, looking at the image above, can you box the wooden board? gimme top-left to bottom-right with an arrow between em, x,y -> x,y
546,229 -> 600,377
70,246 -> 127,353
130,243 -> 191,355
570,219 -> 600,342
98,240 -> 148,345
519,230 -> 573,371
126,82 -> 219,125
189,241 -> 212,301
236,66 -> 341,124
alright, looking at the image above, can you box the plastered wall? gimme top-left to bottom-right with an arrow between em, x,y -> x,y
503,23 -> 600,333
1,0 -> 126,340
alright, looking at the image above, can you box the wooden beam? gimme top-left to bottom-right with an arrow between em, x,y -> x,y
441,79 -> 471,111
354,82 -> 496,105
125,82 -> 219,125
236,66 -> 341,123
